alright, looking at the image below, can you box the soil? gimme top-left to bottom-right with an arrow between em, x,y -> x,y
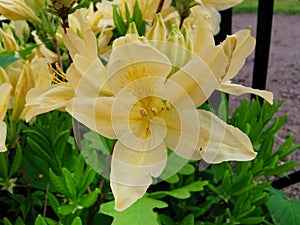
230,14 -> 300,197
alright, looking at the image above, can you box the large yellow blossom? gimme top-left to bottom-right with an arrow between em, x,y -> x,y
62,25 -> 256,211
182,6 -> 273,103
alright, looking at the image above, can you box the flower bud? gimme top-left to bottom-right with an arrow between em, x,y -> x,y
0,0 -> 41,24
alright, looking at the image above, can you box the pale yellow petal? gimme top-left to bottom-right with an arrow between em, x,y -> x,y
110,141 -> 167,211
197,109 -> 257,163
0,83 -> 12,121
202,0 -> 243,10
168,54 -> 219,107
183,5 -> 215,55
0,0 -> 41,24
0,121 -> 7,152
25,85 -> 74,122
218,82 -> 274,104
12,63 -> 34,120
63,27 -> 97,61
107,38 -> 172,94
66,96 -> 116,139
67,55 -> 111,97
0,30 -> 19,51
31,31 -> 57,63
30,57 -> 52,87
146,13 -> 167,41
203,4 -> 221,35
165,108 -> 201,160
220,29 -> 256,82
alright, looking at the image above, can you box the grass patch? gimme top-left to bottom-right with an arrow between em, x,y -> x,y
233,0 -> 300,14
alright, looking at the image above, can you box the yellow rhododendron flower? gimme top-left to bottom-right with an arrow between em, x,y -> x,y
0,0 -> 41,24
63,25 -> 256,211
0,83 -> 12,152
184,5 -> 273,104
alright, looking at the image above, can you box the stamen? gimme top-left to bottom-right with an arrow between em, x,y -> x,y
139,108 -> 149,117
151,107 -> 158,115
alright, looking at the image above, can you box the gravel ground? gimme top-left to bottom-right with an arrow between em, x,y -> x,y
230,14 -> 300,197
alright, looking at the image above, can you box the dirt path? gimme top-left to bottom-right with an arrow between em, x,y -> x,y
231,14 -> 300,196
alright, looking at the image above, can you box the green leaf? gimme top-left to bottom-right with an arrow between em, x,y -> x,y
237,217 -> 265,224
47,192 -> 60,215
71,217 -> 82,225
34,215 -> 48,225
100,196 -> 168,225
217,92 -> 228,122
49,169 -> 71,198
267,189 -> 300,225
132,1 -> 146,35
180,214 -> 194,225
15,217 -> 25,225
113,5 -> 127,36
274,136 -> 300,160
78,188 -> 100,208
0,152 -> 9,180
17,44 -> 39,59
3,217 -> 13,225
62,168 -> 78,200
57,204 -> 78,216
149,180 -> 208,199
0,52 -> 19,68
178,163 -> 195,175
9,145 -> 22,178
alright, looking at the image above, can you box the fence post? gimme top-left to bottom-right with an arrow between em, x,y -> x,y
214,9 -> 232,44
251,0 -> 275,101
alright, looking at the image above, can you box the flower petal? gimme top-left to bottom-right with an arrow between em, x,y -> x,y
25,85 -> 74,122
110,141 -> 167,211
197,109 -> 257,163
107,36 -> 172,95
202,0 -> 243,10
220,29 -> 256,82
0,121 -> 7,152
168,55 -> 219,107
66,96 -> 116,139
218,82 -> 274,104
0,83 -> 12,121
67,55 -> 112,97
184,5 -> 215,55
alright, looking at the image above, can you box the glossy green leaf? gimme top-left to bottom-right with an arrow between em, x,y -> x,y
15,217 -> 25,225
78,188 -> 100,208
71,217 -> 82,225
49,169 -> 70,198
62,168 -> 78,200
100,196 -> 168,225
0,52 -> 18,68
8,145 -> 22,178
267,189 -> 300,225
57,204 -> 78,216
3,218 -> 13,225
34,215 -> 47,225
149,180 -> 208,199
180,214 -> 194,225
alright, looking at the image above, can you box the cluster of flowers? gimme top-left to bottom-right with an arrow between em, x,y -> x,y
0,0 -> 273,211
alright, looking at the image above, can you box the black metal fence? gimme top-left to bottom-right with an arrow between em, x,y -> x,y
217,0 -> 299,189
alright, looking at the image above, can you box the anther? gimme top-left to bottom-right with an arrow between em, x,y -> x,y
151,107 -> 158,115
166,101 -> 171,110
139,108 -> 149,117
